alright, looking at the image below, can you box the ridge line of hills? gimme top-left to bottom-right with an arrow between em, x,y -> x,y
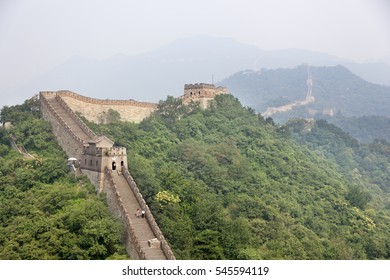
1,93 -> 390,259
2,35 -> 390,108
219,64 -> 390,143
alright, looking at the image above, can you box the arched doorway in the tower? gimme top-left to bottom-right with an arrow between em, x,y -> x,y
112,161 -> 116,171
121,160 -> 124,167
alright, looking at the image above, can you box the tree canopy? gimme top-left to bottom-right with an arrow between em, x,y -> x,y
0,99 -> 127,260
84,94 -> 390,259
2,94 -> 390,259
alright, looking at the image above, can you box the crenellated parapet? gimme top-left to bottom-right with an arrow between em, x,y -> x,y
41,85 -> 225,259
80,141 -> 127,176
55,90 -> 157,124
39,90 -> 174,260
182,83 -> 229,108
55,94 -> 98,139
184,83 -> 215,90
121,168 -> 175,259
56,90 -> 158,108
40,92 -> 84,145
40,92 -> 86,158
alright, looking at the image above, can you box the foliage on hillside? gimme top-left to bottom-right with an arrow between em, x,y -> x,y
288,118 -> 390,201
221,65 -> 390,122
85,95 -> 390,259
0,98 -> 127,260
328,115 -> 390,143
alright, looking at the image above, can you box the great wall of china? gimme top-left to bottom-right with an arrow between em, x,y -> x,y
182,83 -> 228,108
39,91 -> 175,260
39,84 -> 227,260
53,84 -> 228,124
57,90 -> 157,124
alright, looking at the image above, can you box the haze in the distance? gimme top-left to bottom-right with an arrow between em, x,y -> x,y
1,0 -> 389,107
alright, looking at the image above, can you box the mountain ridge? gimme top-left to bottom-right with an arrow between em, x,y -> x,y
220,64 -> 390,122
3,35 -> 390,108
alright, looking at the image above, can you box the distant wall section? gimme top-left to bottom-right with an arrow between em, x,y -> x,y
57,91 -> 157,123
40,92 -> 85,158
182,83 -> 228,108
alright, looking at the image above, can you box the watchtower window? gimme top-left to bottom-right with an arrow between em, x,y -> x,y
112,161 -> 116,171
121,160 -> 124,167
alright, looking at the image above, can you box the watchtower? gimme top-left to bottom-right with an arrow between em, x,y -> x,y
79,138 -> 128,192
182,83 -> 228,108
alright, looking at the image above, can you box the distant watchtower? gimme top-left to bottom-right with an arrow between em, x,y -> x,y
182,83 -> 228,108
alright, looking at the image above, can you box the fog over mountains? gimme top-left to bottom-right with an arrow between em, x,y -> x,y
4,35 -> 390,107
220,65 -> 390,120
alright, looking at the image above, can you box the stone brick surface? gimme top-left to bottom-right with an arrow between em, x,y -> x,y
58,91 -> 157,123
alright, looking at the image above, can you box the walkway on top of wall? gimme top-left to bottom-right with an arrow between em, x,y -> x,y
111,172 -> 167,260
42,92 -> 171,260
44,94 -> 95,144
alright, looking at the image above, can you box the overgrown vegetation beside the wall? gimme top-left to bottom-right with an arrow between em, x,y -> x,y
0,98 -> 128,260
86,94 -> 390,259
2,94 -> 390,260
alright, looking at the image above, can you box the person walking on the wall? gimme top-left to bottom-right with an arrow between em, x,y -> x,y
136,209 -> 140,218
141,209 -> 145,218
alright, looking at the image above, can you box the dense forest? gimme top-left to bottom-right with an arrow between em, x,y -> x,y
327,115 -> 390,143
0,98 -> 127,259
83,94 -> 390,259
1,94 -> 390,260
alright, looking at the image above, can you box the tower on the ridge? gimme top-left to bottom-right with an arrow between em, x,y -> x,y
182,83 -> 228,108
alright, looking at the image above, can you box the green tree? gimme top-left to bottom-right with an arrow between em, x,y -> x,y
346,185 -> 372,210
191,230 -> 225,260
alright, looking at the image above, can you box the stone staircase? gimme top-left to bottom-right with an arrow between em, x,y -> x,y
111,172 -> 167,259
44,95 -> 94,143
41,92 -> 172,260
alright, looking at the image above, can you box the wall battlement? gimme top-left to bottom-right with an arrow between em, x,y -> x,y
55,93 -> 98,140
39,91 -> 173,259
55,90 -> 157,124
184,83 -> 216,89
39,85 -> 227,259
44,84 -> 228,124
40,92 -> 85,158
182,83 -> 229,108
56,90 -> 158,108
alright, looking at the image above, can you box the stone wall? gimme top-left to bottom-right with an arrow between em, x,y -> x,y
40,91 -> 172,260
40,93 -> 85,158
182,83 -> 228,108
55,94 -> 98,139
122,168 -> 175,260
81,169 -> 105,193
57,91 -> 157,123
105,168 -> 145,259
80,144 -> 128,193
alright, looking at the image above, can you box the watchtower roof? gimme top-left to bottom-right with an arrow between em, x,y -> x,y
184,83 -> 216,90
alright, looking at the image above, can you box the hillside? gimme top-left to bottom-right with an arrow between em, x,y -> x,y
2,94 -> 390,260
0,99 -> 127,259
287,119 -> 390,194
220,65 -> 390,123
82,94 -> 390,259
329,116 -> 390,143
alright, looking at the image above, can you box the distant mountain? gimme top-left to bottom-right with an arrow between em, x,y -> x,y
5,35 -> 390,106
220,65 -> 390,122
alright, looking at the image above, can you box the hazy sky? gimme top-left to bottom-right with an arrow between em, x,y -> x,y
1,0 -> 390,103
